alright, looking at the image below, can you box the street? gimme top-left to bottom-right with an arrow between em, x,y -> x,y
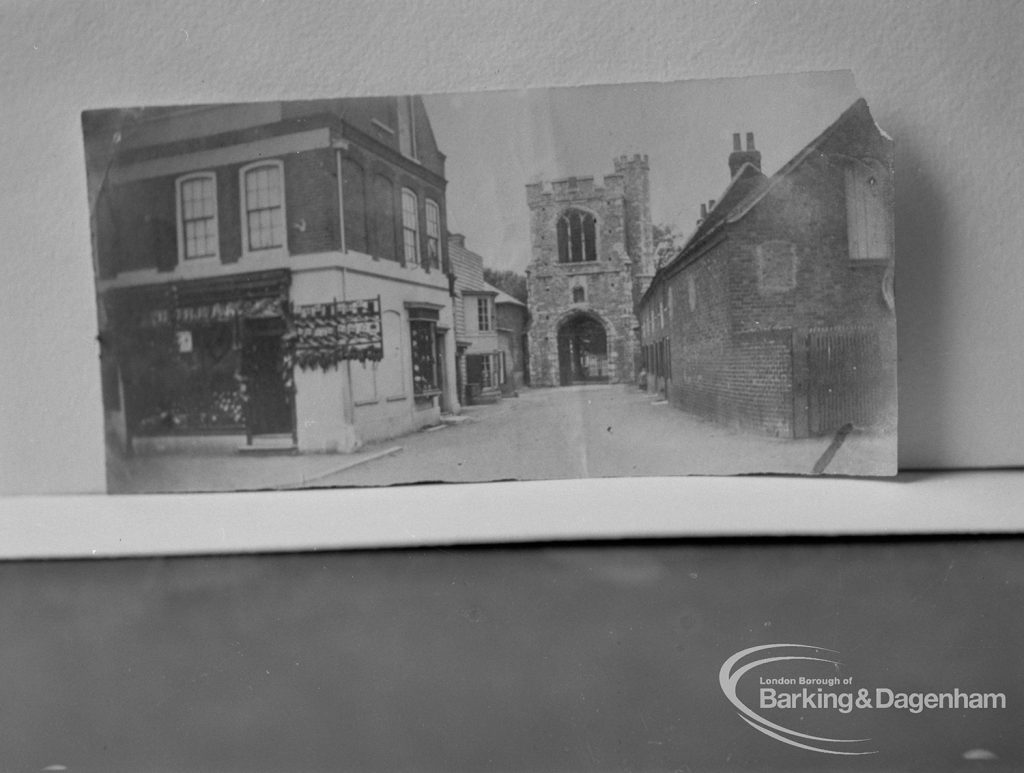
313,384 -> 895,487
109,385 -> 894,493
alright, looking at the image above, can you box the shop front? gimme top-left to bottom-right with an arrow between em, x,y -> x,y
106,270 -> 295,453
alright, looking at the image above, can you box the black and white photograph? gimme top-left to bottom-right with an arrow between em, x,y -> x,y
3,2 -> 1024,773
85,73 -> 897,494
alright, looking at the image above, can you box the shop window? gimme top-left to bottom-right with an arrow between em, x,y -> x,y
408,307 -> 440,397
425,199 -> 441,268
341,158 -> 367,254
177,173 -> 219,260
401,188 -> 420,266
557,208 -> 597,263
241,161 -> 285,252
845,159 -> 893,261
126,321 -> 245,434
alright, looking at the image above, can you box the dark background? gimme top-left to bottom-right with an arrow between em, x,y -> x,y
3,537 -> 1020,772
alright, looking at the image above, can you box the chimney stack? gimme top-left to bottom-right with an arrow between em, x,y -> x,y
728,131 -> 762,178
448,232 -> 466,249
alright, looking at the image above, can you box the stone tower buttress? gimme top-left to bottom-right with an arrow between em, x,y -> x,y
614,154 -> 655,302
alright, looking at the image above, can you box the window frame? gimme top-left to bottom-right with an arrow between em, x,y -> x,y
175,172 -> 220,262
239,160 -> 287,256
480,354 -> 494,389
401,187 -> 420,266
556,208 -> 598,263
476,296 -> 493,332
425,198 -> 441,268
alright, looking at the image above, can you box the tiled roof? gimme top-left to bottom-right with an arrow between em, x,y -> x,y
485,282 -> 526,307
681,163 -> 768,251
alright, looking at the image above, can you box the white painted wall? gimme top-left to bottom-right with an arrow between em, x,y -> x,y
1,0 -> 1022,496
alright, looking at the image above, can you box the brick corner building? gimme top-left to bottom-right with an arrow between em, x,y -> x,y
525,155 -> 655,386
638,98 -> 896,438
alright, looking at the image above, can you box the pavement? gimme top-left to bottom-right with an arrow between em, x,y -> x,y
107,443 -> 403,494
107,384 -> 896,493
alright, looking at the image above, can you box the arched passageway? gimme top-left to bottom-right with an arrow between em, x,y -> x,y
557,313 -> 608,385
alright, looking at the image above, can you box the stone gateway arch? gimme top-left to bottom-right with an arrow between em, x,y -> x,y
525,156 -> 656,387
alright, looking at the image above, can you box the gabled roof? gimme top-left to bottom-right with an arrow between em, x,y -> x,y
485,282 -> 527,307
644,97 -> 879,305
725,97 -> 876,223
683,162 -> 768,251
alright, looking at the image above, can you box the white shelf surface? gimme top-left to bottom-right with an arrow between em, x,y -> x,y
2,469 -> 1022,560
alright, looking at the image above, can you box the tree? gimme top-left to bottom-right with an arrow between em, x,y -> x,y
652,222 -> 679,246
483,268 -> 527,304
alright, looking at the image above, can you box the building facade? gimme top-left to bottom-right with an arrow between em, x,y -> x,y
492,286 -> 529,391
88,96 -> 460,455
448,233 -> 505,404
525,155 -> 655,387
638,99 -> 896,438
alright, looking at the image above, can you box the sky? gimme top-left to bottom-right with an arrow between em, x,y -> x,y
423,71 -> 862,272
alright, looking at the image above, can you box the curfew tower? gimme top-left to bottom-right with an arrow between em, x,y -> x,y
525,155 -> 654,386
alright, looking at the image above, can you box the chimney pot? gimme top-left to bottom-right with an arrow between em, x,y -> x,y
728,132 -> 762,177
700,203 -> 708,218
709,199 -> 716,210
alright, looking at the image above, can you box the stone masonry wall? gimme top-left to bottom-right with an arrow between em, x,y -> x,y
525,156 -> 653,386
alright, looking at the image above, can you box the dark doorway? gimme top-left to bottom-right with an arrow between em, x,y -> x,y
242,318 -> 294,439
557,314 -> 608,385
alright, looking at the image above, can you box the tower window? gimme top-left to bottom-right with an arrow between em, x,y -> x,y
557,209 -> 597,263
572,286 -> 585,303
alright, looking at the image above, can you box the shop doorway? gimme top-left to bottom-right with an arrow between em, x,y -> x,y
242,318 -> 294,440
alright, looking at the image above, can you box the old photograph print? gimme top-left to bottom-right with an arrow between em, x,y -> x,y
84,72 -> 897,494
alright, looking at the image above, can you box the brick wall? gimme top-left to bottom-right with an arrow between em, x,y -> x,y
727,160 -> 890,335
98,148 -> 346,275
340,144 -> 447,271
284,149 -> 340,255
642,102 -> 895,437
